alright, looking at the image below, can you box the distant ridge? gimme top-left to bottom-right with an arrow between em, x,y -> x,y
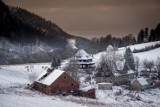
0,0 -> 90,49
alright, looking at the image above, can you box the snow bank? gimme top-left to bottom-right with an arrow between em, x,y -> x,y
128,41 -> 160,51
134,47 -> 160,61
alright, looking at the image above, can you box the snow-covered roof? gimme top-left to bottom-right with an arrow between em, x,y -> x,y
80,85 -> 95,91
98,83 -> 112,85
127,70 -> 134,74
36,70 -> 47,81
75,49 -> 92,60
137,77 -> 148,86
115,59 -> 126,71
106,45 -> 114,52
75,49 -> 88,57
36,69 -> 65,85
113,72 -> 121,77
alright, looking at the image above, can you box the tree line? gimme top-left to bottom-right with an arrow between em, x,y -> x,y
88,34 -> 136,53
88,23 -> 160,54
137,23 -> 160,43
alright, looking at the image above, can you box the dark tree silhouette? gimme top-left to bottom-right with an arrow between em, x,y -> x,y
51,56 -> 61,69
124,48 -> 135,71
137,29 -> 144,43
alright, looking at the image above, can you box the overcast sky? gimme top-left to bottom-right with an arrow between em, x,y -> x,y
4,0 -> 160,38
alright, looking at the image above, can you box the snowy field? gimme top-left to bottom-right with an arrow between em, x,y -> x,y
0,62 -> 160,107
0,63 -> 86,107
0,41 -> 160,107
134,47 -> 160,62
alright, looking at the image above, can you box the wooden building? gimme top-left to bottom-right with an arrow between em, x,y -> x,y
131,77 -> 149,90
71,49 -> 95,69
34,69 -> 79,95
95,59 -> 135,85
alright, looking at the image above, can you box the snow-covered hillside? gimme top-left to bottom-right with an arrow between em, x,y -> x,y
0,63 -> 50,88
0,38 -> 79,59
98,41 -> 160,62
134,47 -> 160,61
121,41 -> 160,62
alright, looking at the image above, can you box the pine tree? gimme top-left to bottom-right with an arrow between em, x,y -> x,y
144,27 -> 149,38
155,23 -> 160,41
148,29 -> 155,42
144,27 -> 149,42
51,56 -> 61,69
124,48 -> 135,71
137,29 -> 144,43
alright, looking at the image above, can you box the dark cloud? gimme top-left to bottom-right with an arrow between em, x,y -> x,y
4,0 -> 160,38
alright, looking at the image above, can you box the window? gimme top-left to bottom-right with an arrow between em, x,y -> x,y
71,83 -> 74,86
64,76 -> 67,80
89,59 -> 92,62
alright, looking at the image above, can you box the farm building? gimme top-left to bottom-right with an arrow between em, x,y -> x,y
131,77 -> 149,90
34,69 -> 79,95
95,59 -> 135,85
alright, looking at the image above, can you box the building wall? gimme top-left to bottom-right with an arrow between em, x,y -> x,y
96,74 -> 134,85
48,72 -> 79,94
131,80 -> 142,90
112,74 -> 133,85
33,82 -> 49,94
34,72 -> 79,95
98,83 -> 112,90
78,89 -> 96,99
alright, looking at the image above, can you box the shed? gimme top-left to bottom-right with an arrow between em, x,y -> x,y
98,83 -> 113,90
34,69 -> 79,95
131,77 -> 148,90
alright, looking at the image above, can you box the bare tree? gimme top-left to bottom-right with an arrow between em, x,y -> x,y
28,72 -> 38,83
63,59 -> 78,80
96,54 -> 113,77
